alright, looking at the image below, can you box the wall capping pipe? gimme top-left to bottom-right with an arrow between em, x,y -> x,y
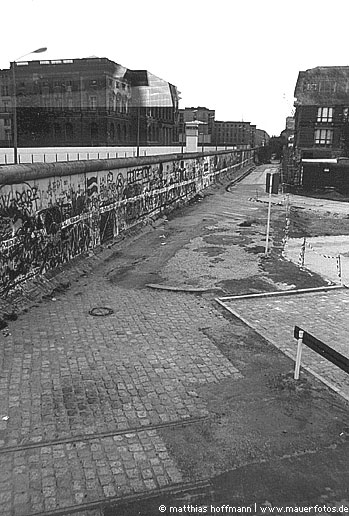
0,148 -> 255,186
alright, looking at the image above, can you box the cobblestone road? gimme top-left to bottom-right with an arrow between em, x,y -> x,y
0,272 -> 241,516
2,163 -> 349,516
219,288 -> 349,401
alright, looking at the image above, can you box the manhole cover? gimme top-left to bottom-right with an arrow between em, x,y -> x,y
89,307 -> 114,317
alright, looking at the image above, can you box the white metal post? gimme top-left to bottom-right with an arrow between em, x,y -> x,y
264,173 -> 273,256
294,330 -> 304,380
337,255 -> 342,286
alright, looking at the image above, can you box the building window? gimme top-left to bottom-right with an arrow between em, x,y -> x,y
314,128 -> 333,145
54,123 -> 61,138
65,123 -> 73,140
2,101 -> 10,112
343,108 -> 349,121
4,118 -> 11,127
89,96 -> 97,110
91,123 -> 98,140
110,123 -> 115,140
43,96 -> 50,109
54,95 -> 63,109
317,107 -> 333,122
108,95 -> 114,112
305,83 -> 318,91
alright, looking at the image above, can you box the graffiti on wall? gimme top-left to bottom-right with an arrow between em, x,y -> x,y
0,149 -> 253,293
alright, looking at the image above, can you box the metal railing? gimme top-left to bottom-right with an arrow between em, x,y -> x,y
294,325 -> 349,379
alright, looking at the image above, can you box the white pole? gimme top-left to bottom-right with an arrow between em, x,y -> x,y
337,255 -> 343,286
264,173 -> 273,256
294,330 -> 304,380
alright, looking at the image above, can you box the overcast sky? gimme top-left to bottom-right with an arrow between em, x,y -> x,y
2,0 -> 349,136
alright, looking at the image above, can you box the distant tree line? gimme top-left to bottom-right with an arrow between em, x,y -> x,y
255,135 -> 286,163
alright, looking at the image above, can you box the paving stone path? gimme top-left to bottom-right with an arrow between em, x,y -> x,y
0,273 -> 241,516
2,164 -> 349,516
219,288 -> 349,401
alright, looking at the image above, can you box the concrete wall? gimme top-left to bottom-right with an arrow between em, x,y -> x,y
0,149 -> 254,294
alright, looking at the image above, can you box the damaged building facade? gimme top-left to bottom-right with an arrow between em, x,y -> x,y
289,66 -> 349,191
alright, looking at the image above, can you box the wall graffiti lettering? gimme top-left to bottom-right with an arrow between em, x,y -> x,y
0,184 -> 40,217
0,149 -> 254,294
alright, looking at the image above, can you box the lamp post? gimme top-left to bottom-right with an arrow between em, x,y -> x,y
181,120 -> 185,154
12,47 -> 47,164
136,106 -> 140,157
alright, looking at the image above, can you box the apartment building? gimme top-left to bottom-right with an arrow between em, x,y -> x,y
292,66 -> 349,190
212,120 -> 255,148
0,57 -> 180,147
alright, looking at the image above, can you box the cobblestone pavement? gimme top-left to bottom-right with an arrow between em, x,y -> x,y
3,163 -> 349,516
219,288 -> 349,401
0,272 -> 241,516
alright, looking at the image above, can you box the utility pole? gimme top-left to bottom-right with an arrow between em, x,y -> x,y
136,106 -> 140,157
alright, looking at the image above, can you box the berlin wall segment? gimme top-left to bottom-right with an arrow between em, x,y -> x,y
0,149 -> 253,294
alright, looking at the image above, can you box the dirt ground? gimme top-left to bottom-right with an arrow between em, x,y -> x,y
102,187 -> 338,297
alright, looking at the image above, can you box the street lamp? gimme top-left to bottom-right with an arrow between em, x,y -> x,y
12,47 -> 47,164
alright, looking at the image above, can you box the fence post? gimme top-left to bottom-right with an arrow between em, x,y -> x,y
294,330 -> 304,380
298,237 -> 306,267
337,255 -> 342,285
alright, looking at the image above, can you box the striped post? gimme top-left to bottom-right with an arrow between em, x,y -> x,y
337,255 -> 342,285
294,330 -> 304,380
298,237 -> 306,268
